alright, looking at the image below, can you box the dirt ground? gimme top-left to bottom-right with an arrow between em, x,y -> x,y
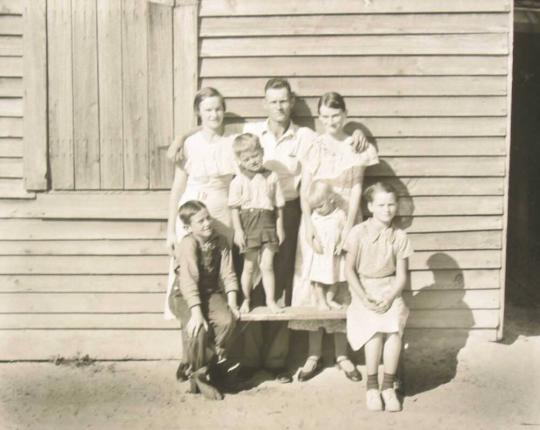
0,303 -> 538,430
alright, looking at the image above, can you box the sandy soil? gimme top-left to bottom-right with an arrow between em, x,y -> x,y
1,303 -> 539,430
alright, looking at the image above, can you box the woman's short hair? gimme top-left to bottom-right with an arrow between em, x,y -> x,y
363,181 -> 398,203
233,133 -> 263,157
178,200 -> 208,226
307,180 -> 334,209
193,87 -> 226,114
318,91 -> 347,113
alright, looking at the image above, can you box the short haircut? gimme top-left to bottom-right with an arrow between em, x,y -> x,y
318,91 -> 347,113
178,200 -> 207,226
363,181 -> 398,203
193,87 -> 226,114
233,133 -> 263,157
307,180 -> 334,209
264,78 -> 293,97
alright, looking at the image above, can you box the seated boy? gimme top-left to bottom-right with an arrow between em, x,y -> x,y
168,200 -> 240,400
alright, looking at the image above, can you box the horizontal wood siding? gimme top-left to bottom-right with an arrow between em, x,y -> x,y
0,0 -> 512,358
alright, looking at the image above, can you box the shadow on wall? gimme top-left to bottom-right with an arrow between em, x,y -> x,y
402,252 -> 473,396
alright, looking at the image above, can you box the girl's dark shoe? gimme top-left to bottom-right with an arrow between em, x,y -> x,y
336,358 -> 362,382
297,357 -> 323,382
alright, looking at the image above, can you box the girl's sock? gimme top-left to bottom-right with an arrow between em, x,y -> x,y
381,373 -> 395,391
367,373 -> 378,390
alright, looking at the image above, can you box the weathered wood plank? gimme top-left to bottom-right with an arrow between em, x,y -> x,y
0,289 -> 499,313
0,116 -> 21,137
410,250 -> 501,270
0,138 -> 21,156
202,76 -> 507,97
199,0 -> 510,16
201,14 -> 509,37
409,231 -> 502,251
409,269 -> 500,291
0,35 -> 22,56
0,97 -> 21,116
0,0 -> 23,14
0,77 -> 21,96
369,157 -> 506,177
0,249 -> 501,274
200,56 -> 509,78
97,0 -> 124,189
382,178 -> 504,196
0,192 -> 504,219
0,231 -> 500,256
0,274 -> 168,292
148,3 -> 174,189
122,0 -> 149,189
0,178 -> 35,198
23,0 -> 48,190
0,330 -> 181,360
227,96 -> 507,118
375,137 -> 506,157
407,309 -> 499,329
0,219 -> 166,240
201,34 -> 508,57
0,14 -> 22,35
0,157 -> 22,177
402,216 -> 502,234
72,0 -> 100,189
0,269 -> 499,293
48,0 -> 74,189
0,56 -> 22,76
173,0 -> 198,138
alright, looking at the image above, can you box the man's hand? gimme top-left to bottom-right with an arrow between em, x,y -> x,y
186,307 -> 208,338
350,129 -> 369,153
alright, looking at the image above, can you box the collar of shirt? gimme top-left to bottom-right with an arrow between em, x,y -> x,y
238,166 -> 272,180
366,218 -> 396,244
261,119 -> 299,146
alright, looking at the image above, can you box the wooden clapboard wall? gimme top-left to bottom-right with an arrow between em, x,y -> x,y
0,0 -> 513,359
0,1 -> 32,198
46,0 -> 174,190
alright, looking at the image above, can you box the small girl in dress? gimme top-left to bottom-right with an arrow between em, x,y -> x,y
344,182 -> 413,412
229,133 -> 286,314
306,180 -> 347,311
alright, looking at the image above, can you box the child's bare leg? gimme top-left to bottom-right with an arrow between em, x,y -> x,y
260,247 -> 282,313
240,250 -> 258,313
313,282 -> 330,311
326,284 -> 342,310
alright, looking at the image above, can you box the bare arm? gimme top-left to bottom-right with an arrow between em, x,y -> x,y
345,250 -> 378,310
336,170 -> 364,254
276,207 -> 285,245
167,128 -> 200,163
166,166 -> 188,255
299,168 -> 322,253
230,207 -> 246,251
374,258 -> 409,314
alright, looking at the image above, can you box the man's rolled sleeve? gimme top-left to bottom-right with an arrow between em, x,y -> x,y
174,237 -> 202,309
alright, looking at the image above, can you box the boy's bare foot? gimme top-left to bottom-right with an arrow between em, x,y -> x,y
267,301 -> 283,314
190,367 -> 224,400
317,301 -> 331,311
328,300 -> 342,310
239,300 -> 251,314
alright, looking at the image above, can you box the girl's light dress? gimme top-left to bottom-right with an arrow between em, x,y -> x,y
308,208 -> 347,285
290,136 -> 378,332
163,130 -> 237,320
344,218 -> 413,350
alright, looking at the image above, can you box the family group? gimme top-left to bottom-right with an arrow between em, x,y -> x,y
163,79 -> 413,412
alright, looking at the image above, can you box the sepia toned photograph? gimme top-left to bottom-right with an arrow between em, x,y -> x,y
0,0 -> 538,428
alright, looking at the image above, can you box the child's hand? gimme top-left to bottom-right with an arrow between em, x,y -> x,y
277,225 -> 286,245
350,129 -> 369,153
306,224 -> 323,253
186,309 -> 208,338
334,227 -> 350,255
374,294 -> 394,314
234,230 -> 246,251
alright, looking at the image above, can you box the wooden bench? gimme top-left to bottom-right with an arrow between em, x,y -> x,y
239,306 -> 346,322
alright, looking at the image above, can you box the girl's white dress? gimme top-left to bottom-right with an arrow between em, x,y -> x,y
289,135 -> 378,332
344,218 -> 413,350
163,130 -> 237,319
308,208 -> 347,285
